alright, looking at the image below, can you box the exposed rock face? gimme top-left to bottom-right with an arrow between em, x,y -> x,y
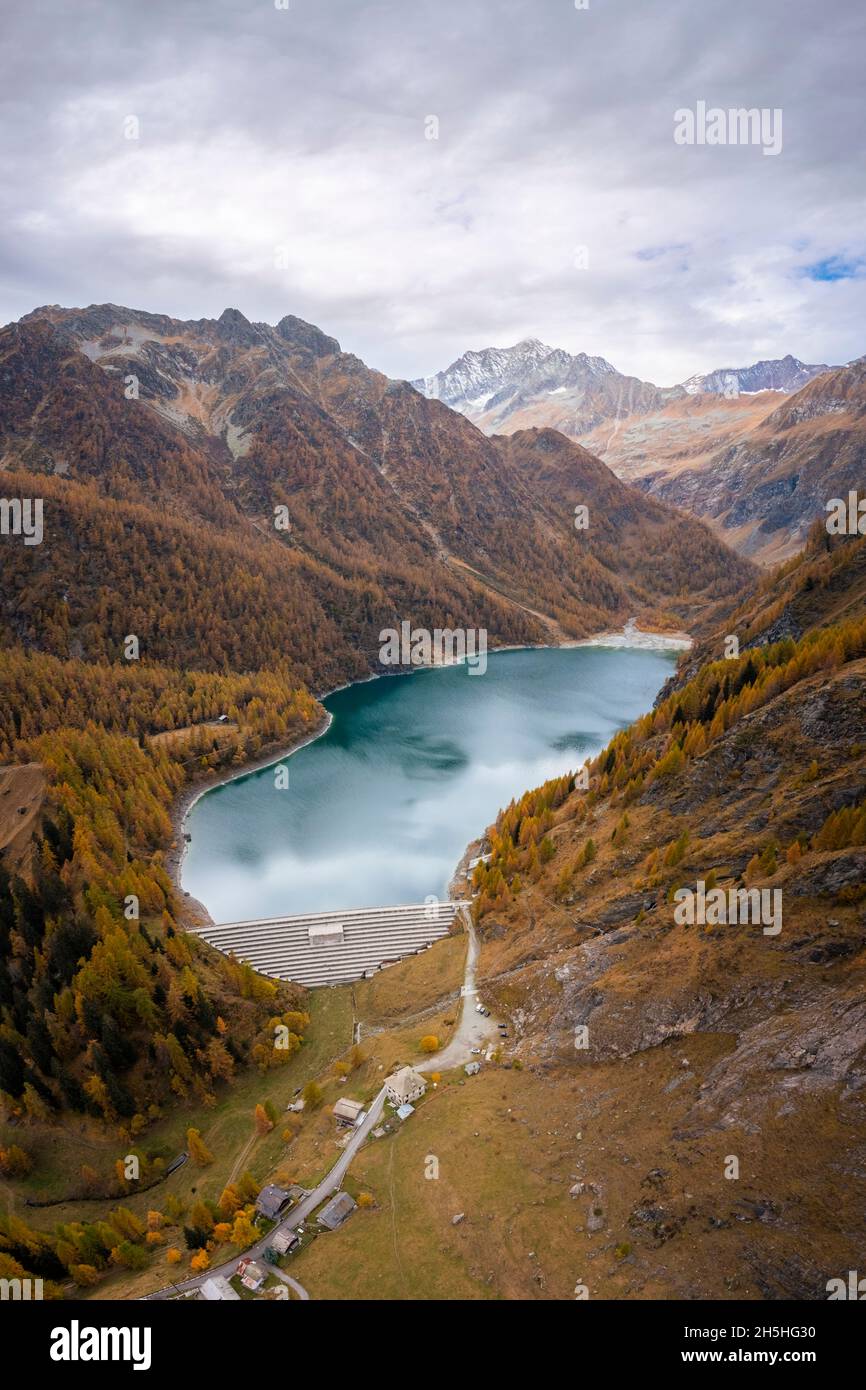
682,355 -> 835,397
411,337 -> 670,438
413,343 -> 835,438
275,314 -> 341,357
215,306 -> 261,348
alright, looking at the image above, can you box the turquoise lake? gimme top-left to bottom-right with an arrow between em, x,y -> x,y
182,643 -> 677,922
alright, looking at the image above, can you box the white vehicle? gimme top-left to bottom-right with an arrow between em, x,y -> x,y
470,1047 -> 482,1055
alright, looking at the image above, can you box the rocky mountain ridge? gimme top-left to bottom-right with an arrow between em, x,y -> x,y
0,304 -> 753,687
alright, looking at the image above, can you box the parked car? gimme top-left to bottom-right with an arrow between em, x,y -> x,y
470,1047 -> 482,1055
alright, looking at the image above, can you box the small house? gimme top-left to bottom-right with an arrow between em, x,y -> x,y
236,1257 -> 267,1291
333,1097 -> 366,1127
317,1192 -> 357,1231
464,1061 -> 481,1076
384,1065 -> 427,1107
255,1184 -> 293,1220
270,1229 -> 300,1256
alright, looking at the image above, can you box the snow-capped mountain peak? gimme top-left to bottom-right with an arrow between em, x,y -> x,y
410,338 -> 619,414
682,354 -> 835,396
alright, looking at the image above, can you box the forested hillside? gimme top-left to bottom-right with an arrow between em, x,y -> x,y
464,530 -> 866,1297
667,521 -> 866,691
0,651 -> 322,1126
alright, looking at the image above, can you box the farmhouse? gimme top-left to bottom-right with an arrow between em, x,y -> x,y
385,1065 -> 427,1106
317,1191 -> 357,1231
270,1229 -> 300,1256
255,1184 -> 294,1220
333,1097 -> 366,1127
236,1258 -> 267,1291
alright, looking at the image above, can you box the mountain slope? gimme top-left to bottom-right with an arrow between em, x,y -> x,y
0,652 -> 322,1126
413,338 -> 856,566
663,522 -> 866,691
462,529 -> 866,1298
485,429 -> 751,634
638,357 -> 866,565
1,305 -> 753,675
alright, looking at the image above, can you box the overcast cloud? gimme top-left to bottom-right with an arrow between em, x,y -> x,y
1,0 -> 864,384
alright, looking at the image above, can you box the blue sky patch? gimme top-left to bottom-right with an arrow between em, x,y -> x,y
801,255 -> 865,282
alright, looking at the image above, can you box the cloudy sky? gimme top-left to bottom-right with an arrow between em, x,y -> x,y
2,0 -> 864,384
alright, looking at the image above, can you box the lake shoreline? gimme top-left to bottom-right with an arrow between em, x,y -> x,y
167,711 -> 334,929
169,620 -> 690,928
